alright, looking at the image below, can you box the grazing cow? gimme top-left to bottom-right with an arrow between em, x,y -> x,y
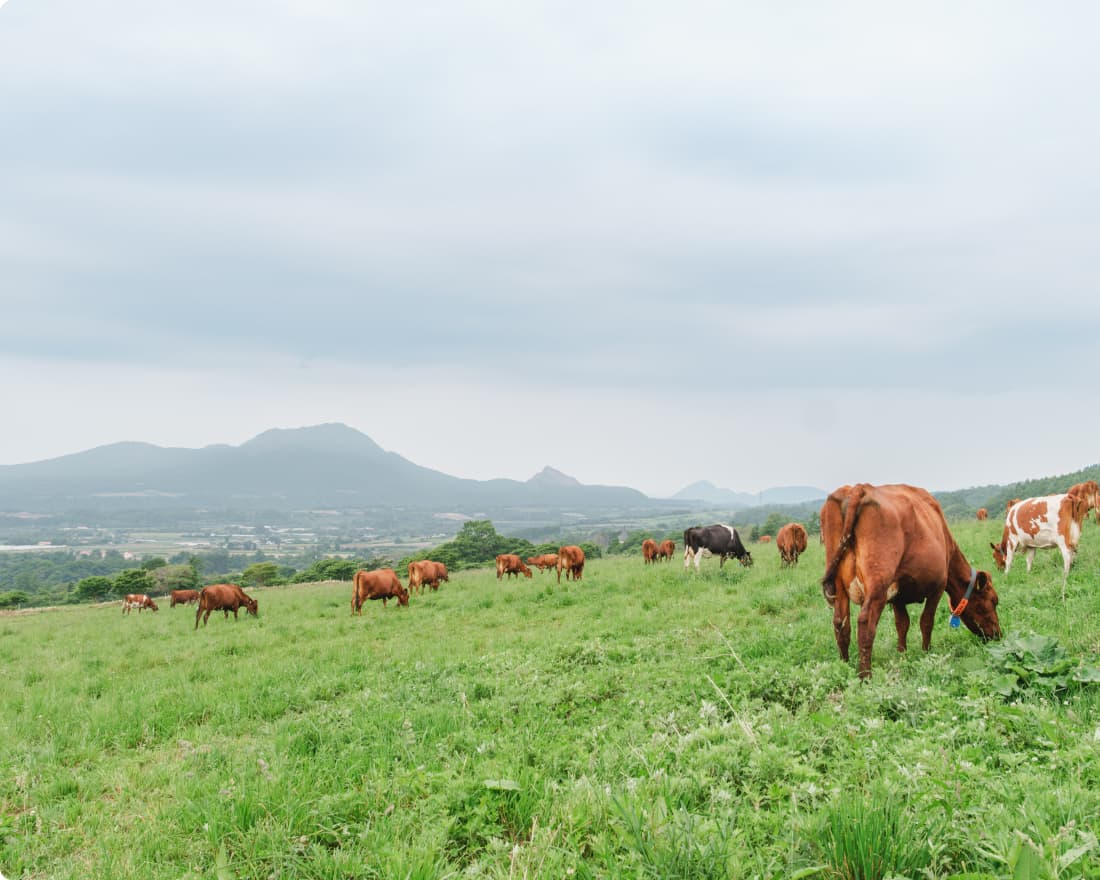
822,483 -> 1001,679
776,522 -> 808,568
170,589 -> 200,607
758,534 -> 772,544
1067,480 -> 1100,524
557,545 -> 586,583
657,540 -> 675,561
351,568 -> 408,615
496,554 -> 533,580
526,553 -> 559,572
991,493 -> 1090,600
976,508 -> 988,521
682,525 -> 753,571
122,594 -> 158,614
642,539 -> 658,565
407,560 -> 449,594
194,584 -> 258,629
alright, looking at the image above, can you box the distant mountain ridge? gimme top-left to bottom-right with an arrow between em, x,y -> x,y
671,480 -> 826,509
0,423 -> 652,512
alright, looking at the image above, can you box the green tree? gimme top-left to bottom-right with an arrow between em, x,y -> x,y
75,576 -> 114,603
140,557 -> 168,572
0,591 -> 29,608
760,512 -> 785,538
241,562 -> 280,587
150,564 -> 201,592
112,569 -> 155,598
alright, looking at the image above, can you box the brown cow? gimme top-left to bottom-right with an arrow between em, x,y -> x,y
776,522 -> 808,568
642,539 -> 658,565
194,584 -> 258,629
991,493 -> 1090,600
526,553 -> 559,572
122,593 -> 158,614
821,483 -> 1001,679
976,508 -> 988,521
170,589 -> 200,607
407,560 -> 449,594
557,545 -> 585,583
757,534 -> 772,543
1067,480 -> 1100,524
351,568 -> 408,615
495,554 -> 532,580
657,540 -> 675,561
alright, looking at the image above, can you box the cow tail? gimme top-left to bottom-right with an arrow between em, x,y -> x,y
821,483 -> 871,595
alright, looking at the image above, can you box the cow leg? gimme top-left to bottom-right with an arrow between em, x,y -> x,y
892,602 -> 910,653
856,592 -> 889,680
919,593 -> 943,652
833,590 -> 852,663
1024,548 -> 1036,573
1060,545 -> 1074,601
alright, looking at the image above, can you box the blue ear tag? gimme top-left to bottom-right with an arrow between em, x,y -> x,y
949,615 -> 961,628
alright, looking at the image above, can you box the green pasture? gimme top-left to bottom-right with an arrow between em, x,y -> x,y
2,520 -> 1099,879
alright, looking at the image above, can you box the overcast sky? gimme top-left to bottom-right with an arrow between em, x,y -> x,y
3,2 -> 1099,498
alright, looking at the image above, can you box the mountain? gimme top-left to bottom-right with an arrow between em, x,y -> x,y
0,423 -> 653,512
671,480 -> 826,509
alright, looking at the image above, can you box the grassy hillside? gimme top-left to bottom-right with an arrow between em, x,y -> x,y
2,520 -> 1099,879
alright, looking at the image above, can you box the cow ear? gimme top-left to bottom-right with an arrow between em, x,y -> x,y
989,542 -> 998,551
976,570 -> 992,590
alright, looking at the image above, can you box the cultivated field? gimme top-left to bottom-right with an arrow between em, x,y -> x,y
2,520 -> 1099,879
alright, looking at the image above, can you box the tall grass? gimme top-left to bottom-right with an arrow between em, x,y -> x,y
1,520 -> 1099,878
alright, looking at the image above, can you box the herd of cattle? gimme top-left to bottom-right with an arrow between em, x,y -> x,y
118,478 -> 1100,679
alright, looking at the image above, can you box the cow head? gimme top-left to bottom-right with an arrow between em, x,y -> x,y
397,586 -> 410,606
148,599 -> 159,612
958,570 -> 1001,641
989,541 -> 1007,571
245,598 -> 259,617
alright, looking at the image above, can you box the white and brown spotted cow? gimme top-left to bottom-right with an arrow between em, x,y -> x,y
122,594 -> 158,614
991,493 -> 1091,600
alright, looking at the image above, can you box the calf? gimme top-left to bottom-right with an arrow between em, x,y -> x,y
122,594 -> 158,614
991,493 -> 1090,599
642,539 -> 658,565
351,568 -> 408,614
170,589 -> 200,607
526,553 -> 559,572
657,540 -> 675,561
195,584 -> 258,629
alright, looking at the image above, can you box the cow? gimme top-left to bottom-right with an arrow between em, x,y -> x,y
496,554 -> 533,580
758,534 -> 772,544
122,594 -> 158,614
776,522 -> 808,568
991,493 -> 1090,600
821,483 -> 1001,679
976,508 -> 988,521
1067,480 -> 1100,524
526,553 -> 559,572
642,538 -> 658,565
170,589 -> 200,607
194,584 -> 258,629
351,568 -> 408,615
657,540 -> 675,561
682,525 -> 753,571
407,560 -> 449,594
557,545 -> 585,583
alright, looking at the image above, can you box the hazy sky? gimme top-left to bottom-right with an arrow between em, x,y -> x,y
3,2 -> 1099,498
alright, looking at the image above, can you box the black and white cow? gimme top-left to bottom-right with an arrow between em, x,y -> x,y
683,524 -> 753,571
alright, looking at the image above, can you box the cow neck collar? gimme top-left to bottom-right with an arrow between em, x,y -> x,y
949,567 -> 979,620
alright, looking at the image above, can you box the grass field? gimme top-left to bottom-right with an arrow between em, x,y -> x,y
2,520 -> 1099,879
